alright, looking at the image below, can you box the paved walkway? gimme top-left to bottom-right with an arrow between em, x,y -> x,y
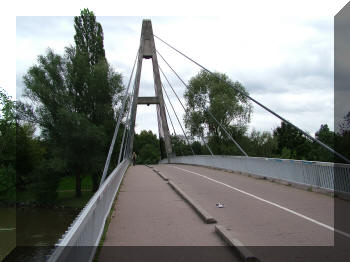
98,165 -> 238,262
155,164 -> 350,262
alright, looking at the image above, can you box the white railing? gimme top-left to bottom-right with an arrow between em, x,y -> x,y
160,155 -> 350,194
47,159 -> 130,262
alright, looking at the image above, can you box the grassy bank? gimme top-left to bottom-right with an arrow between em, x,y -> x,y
15,176 -> 95,209
56,176 -> 94,208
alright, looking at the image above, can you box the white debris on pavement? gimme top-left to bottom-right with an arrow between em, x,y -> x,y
216,202 -> 224,208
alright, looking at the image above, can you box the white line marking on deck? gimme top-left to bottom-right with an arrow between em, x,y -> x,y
171,165 -> 350,239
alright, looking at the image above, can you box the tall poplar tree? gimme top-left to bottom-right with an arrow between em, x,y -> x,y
70,9 -> 124,193
20,10 -> 124,197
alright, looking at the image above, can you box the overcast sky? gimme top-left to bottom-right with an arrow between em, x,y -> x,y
3,0 -> 350,138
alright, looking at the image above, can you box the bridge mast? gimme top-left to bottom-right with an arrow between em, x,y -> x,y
128,19 -> 173,161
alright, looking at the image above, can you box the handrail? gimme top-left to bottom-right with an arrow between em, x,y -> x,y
47,159 -> 130,262
160,155 -> 350,194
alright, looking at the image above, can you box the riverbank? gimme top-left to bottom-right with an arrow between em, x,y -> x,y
2,175 -> 95,209
1,176 -> 95,261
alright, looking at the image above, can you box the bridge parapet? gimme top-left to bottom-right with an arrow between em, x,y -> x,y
160,155 -> 350,197
47,159 -> 130,262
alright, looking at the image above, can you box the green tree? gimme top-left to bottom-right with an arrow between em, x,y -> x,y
15,123 -> 46,190
184,70 -> 252,155
170,135 -> 185,156
247,129 -> 278,157
70,9 -> 124,192
273,122 -> 311,160
307,124 -> 335,162
74,9 -> 105,67
134,130 -> 161,164
191,141 -> 203,155
19,9 -> 124,197
0,88 -> 16,202
1,88 -> 49,204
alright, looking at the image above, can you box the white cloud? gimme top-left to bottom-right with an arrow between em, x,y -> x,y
6,1 -> 349,140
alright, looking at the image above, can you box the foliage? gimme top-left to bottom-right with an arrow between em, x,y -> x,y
74,9 -> 105,67
273,122 -> 311,160
134,130 -> 161,164
191,141 -> 202,155
16,124 -> 46,190
0,89 -> 16,203
170,135 -> 185,156
30,158 -> 62,204
170,135 -> 195,156
0,88 -> 49,204
183,70 -> 252,156
184,70 -> 252,140
246,129 -> 278,157
272,122 -> 344,163
308,124 -> 335,162
18,9 -> 124,198
0,165 -> 15,203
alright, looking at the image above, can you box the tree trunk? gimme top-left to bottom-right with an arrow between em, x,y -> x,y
92,173 -> 99,192
75,173 -> 82,197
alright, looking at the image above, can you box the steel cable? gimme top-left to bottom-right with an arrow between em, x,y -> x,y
99,52 -> 138,187
154,34 -> 350,163
157,50 -> 247,156
161,82 -> 195,155
158,65 -> 214,156
164,102 -> 184,156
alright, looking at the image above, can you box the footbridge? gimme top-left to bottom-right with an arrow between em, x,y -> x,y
47,20 -> 350,262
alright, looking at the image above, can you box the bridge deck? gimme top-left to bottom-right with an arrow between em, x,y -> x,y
98,164 -> 350,262
155,164 -> 350,262
98,165 -> 238,261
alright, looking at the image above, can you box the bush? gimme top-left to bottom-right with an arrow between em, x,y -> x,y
31,159 -> 62,205
0,165 -> 16,204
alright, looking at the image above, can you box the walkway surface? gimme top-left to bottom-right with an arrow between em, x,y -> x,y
98,165 -> 238,262
99,163 -> 350,262
153,164 -> 350,262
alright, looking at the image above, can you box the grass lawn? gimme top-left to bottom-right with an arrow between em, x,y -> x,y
58,175 -> 93,191
16,175 -> 95,209
57,176 -> 94,208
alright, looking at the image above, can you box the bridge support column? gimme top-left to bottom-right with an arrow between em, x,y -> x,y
128,20 -> 173,162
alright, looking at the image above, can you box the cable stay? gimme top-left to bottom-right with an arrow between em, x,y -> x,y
164,102 -> 185,156
154,34 -> 350,164
99,52 -> 138,187
117,103 -> 129,165
118,81 -> 137,165
157,50 -> 247,157
161,82 -> 195,156
158,65 -> 214,157
124,78 -> 138,159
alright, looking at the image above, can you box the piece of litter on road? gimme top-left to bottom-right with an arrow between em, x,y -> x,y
216,202 -> 224,208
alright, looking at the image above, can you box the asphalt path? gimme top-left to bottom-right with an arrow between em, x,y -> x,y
156,164 -> 350,262
98,165 -> 239,262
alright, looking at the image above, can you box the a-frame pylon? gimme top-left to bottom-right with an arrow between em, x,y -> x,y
128,19 -> 173,161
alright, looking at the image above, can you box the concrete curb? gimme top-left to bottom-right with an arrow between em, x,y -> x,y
215,225 -> 260,262
167,181 -> 216,224
155,170 -> 169,181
